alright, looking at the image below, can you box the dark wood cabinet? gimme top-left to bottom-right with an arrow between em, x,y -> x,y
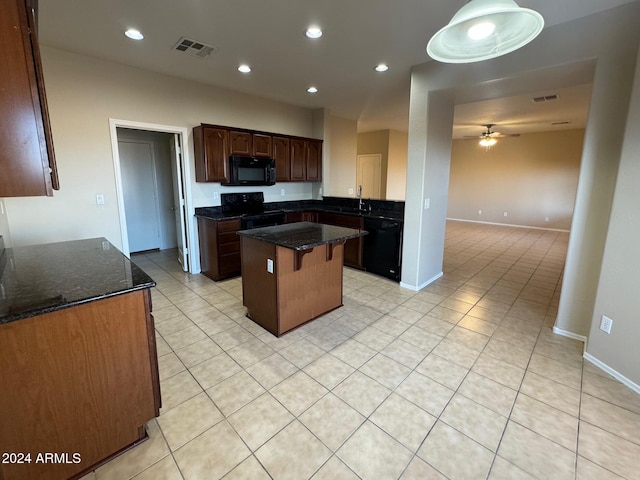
1,0 -> 59,197
306,140 -> 323,181
194,126 -> 230,183
317,212 -> 364,269
194,123 -> 322,183
252,133 -> 272,157
290,138 -> 307,181
302,211 -> 318,223
290,138 -> 323,182
230,130 -> 252,155
273,136 -> 291,182
198,217 -> 241,280
0,289 -> 159,480
285,211 -> 303,223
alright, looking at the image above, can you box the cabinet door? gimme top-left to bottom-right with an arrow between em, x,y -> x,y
0,0 -> 58,197
302,211 -> 318,223
290,138 -> 307,181
252,134 -> 272,157
272,136 -> 291,182
194,126 -> 229,183
306,140 -> 323,181
230,131 -> 252,155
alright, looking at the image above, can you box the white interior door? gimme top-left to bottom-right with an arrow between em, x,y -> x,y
119,140 -> 161,252
357,154 -> 382,199
170,135 -> 189,271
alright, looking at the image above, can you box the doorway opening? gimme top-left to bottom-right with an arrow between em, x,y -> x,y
356,154 -> 382,200
109,119 -> 193,273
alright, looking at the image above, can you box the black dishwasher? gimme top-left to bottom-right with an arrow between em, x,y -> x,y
363,217 -> 403,282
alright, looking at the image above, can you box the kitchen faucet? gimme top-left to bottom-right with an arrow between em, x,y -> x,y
357,185 -> 365,211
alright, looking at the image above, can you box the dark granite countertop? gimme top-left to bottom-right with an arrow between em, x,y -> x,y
237,222 -> 367,250
195,198 -> 404,222
0,238 -> 155,325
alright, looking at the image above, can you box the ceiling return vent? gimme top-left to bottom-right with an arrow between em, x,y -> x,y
531,94 -> 559,103
172,37 -> 216,58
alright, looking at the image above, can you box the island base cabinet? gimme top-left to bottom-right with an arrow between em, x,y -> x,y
241,236 -> 343,336
0,290 -> 160,480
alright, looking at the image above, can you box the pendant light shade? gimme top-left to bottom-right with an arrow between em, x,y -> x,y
427,0 -> 544,63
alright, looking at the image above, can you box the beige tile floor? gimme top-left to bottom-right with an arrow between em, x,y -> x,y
83,221 -> 640,480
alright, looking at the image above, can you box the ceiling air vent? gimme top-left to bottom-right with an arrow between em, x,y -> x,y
532,94 -> 559,103
173,37 -> 216,58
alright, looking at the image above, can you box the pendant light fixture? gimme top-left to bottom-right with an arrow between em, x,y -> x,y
427,0 -> 544,63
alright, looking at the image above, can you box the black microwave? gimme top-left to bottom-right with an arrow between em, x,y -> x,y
222,155 -> 276,186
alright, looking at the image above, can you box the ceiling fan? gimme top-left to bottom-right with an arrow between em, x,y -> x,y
466,124 -> 520,147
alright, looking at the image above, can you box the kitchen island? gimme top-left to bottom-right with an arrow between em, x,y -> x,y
237,222 -> 366,336
0,238 -> 160,480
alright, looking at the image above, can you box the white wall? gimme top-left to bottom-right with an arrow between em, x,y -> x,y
448,130 -> 584,230
587,45 -> 640,387
406,3 -> 640,381
323,113 -> 358,198
4,47 -> 317,250
387,129 -> 408,201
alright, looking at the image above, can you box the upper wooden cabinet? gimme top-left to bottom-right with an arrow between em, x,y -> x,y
272,136 -> 291,182
229,130 -> 252,155
1,0 -> 59,197
252,133 -> 272,158
290,138 -> 307,182
194,124 -> 322,183
194,126 -> 230,183
290,138 -> 323,182
306,139 -> 323,182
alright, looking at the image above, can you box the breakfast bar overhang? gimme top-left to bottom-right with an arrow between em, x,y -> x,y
237,222 -> 367,336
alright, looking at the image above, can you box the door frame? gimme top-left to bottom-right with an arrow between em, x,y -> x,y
109,119 -> 195,272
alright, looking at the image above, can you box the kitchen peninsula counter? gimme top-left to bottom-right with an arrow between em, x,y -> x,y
0,237 -> 155,323
0,238 -> 160,480
237,222 -> 366,336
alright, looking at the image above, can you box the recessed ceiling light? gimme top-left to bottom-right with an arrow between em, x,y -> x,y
124,29 -> 144,41
374,64 -> 389,72
305,26 -> 323,39
307,86 -> 318,93
238,64 -> 252,73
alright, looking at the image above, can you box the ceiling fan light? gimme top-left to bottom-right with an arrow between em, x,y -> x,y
479,137 -> 497,147
427,0 -> 544,63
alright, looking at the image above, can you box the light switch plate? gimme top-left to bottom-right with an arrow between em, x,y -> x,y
96,194 -> 105,205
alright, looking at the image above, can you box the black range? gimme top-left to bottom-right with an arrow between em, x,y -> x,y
221,192 -> 286,229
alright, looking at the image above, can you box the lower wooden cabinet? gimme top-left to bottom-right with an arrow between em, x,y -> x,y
317,212 -> 364,269
0,289 -> 160,480
198,217 -> 241,281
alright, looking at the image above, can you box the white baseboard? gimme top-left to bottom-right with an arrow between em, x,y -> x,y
553,326 -> 587,344
400,271 -> 443,292
447,218 -> 570,233
583,353 -> 640,395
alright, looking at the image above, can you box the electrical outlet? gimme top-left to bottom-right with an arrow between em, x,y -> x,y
503,211 -> 508,217
280,188 -> 285,196
348,188 -> 354,195
424,198 -> 430,209
544,216 -> 550,222
213,192 -> 220,201
600,315 -> 613,334
96,194 -> 105,205
478,209 -> 482,215
266,258 -> 274,274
